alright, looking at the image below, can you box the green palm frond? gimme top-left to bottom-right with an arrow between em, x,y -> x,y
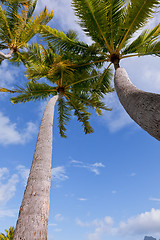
117,0 -> 159,51
122,23 -> 160,55
58,97 -> 71,138
0,227 -> 14,240
0,87 -> 18,93
72,0 -> 113,52
18,7 -> 54,47
11,82 -> 57,104
25,0 -> 37,23
0,5 -> 13,44
143,41 -> 160,57
40,25 -> 88,54
66,94 -> 94,134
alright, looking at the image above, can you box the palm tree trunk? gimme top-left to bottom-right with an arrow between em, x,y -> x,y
13,94 -> 59,240
114,68 -> 160,141
0,48 -> 14,59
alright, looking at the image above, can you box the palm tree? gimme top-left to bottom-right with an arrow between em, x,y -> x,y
0,227 -> 14,240
0,43 -> 112,239
40,0 -> 160,140
0,0 -> 53,63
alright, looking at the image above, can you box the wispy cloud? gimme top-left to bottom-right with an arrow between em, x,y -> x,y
55,213 -> 64,222
76,208 -> 160,240
16,165 -> 30,186
51,166 -> 69,182
0,112 -> 37,146
36,0 -> 92,44
149,197 -> 160,202
0,168 -> 19,204
78,198 -> 87,201
0,209 -> 18,218
71,159 -> 105,175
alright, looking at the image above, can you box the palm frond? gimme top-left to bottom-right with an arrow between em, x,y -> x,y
0,5 -> 13,43
72,0 -> 113,52
11,82 -> 57,104
66,94 -> 94,134
25,0 -> 37,23
0,87 -> 18,93
103,0 -> 126,50
122,23 -> 160,55
57,97 -> 71,138
117,0 -> 159,51
18,7 -> 54,46
40,25 -> 88,54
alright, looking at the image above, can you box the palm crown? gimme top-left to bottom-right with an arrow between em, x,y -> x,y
1,42 -> 112,137
40,0 -> 160,69
0,0 -> 53,62
0,227 -> 14,240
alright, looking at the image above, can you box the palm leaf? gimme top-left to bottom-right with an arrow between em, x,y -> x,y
10,82 -> 57,104
57,97 -> 71,138
0,5 -> 13,43
72,0 -> 113,52
18,7 -> 54,47
117,0 -> 159,51
65,94 -> 94,134
122,23 -> 160,55
40,25 -> 88,54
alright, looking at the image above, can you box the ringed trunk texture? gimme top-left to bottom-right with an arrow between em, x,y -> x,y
114,68 -> 160,141
13,95 -> 59,240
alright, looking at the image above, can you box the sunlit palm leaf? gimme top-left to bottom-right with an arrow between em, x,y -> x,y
11,82 -> 57,103
117,0 -> 159,51
72,0 -> 112,52
40,25 -> 88,53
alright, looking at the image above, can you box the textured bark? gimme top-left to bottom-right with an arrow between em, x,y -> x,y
0,48 -> 14,59
114,68 -> 160,141
13,95 -> 59,240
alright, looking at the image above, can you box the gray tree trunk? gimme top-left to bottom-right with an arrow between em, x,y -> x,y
114,68 -> 160,141
0,48 -> 14,59
13,95 -> 59,240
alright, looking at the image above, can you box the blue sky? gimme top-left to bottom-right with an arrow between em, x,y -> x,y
0,1 -> 160,240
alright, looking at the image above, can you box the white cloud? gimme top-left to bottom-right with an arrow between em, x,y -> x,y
103,92 -> 134,132
36,0 -> 92,44
149,197 -> 160,202
55,213 -> 64,222
53,228 -> 62,232
78,198 -> 87,201
0,61 -> 20,91
0,209 -> 17,218
0,168 -> 9,179
16,165 -> 30,186
118,208 -> 160,236
0,170 -> 19,203
76,209 -> 160,240
76,216 -> 114,240
71,159 -> 105,175
0,112 -> 37,145
51,166 -> 68,182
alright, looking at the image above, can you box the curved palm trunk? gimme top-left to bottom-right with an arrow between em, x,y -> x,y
0,48 -> 14,59
13,94 -> 59,240
114,68 -> 160,141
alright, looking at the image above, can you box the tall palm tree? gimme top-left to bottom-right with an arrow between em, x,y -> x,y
40,0 -> 160,140
0,43 -> 112,239
0,0 -> 53,63
0,227 -> 14,240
